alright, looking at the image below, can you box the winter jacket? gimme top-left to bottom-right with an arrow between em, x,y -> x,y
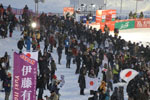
106,67 -> 113,83
26,37 -> 31,51
36,33 -> 40,40
65,39 -> 69,47
111,88 -> 119,100
17,39 -> 25,50
49,36 -> 55,45
51,61 -> 56,71
0,66 -> 7,81
3,77 -> 11,92
105,91 -> 110,100
57,46 -> 63,55
78,74 -> 86,89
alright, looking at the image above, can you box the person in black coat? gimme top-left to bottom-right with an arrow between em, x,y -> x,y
17,38 -> 25,53
78,74 -> 86,95
75,52 -> 81,74
66,48 -> 72,68
0,58 -> 7,81
57,45 -> 63,64
37,74 -> 47,100
111,87 -> 119,100
78,65 -> 86,95
9,22 -> 14,37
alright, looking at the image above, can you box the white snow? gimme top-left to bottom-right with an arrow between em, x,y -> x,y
0,28 -> 150,100
110,28 -> 150,47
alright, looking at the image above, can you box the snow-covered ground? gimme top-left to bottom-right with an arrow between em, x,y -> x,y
0,28 -> 150,100
110,28 -> 150,47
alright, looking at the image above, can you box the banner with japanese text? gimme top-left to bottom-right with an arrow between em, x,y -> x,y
13,52 -> 38,100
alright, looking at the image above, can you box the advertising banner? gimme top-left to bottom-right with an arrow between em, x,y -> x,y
96,10 -> 102,23
13,52 -> 38,100
115,20 -> 135,30
63,7 -> 74,17
108,10 -> 116,21
96,9 -> 116,23
135,19 -> 150,28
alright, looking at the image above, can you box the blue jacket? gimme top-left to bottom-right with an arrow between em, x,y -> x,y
26,37 -> 31,51
65,39 -> 69,47
105,92 -> 110,100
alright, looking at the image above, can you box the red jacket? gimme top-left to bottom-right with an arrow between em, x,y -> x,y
49,36 -> 55,45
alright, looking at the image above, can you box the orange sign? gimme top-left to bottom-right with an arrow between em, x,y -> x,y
63,7 -> 74,17
96,9 -> 116,23
96,10 -> 102,23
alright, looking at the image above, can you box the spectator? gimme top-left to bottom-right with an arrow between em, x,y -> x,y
3,72 -> 11,100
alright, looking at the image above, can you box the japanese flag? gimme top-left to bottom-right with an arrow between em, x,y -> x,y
86,77 -> 98,91
120,69 -> 139,83
23,52 -> 38,61
102,67 -> 108,72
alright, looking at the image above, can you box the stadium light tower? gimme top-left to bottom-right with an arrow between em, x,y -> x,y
34,0 -> 45,15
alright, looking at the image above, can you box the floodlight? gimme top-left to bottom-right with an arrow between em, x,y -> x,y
31,22 -> 37,28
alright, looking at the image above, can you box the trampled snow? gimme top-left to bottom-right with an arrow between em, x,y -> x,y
0,28 -> 150,100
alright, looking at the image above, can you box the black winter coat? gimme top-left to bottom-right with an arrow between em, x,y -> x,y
78,74 -> 86,89
3,77 -> 11,92
17,40 -> 24,50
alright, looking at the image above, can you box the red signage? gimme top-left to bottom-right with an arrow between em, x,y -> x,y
135,19 -> 150,28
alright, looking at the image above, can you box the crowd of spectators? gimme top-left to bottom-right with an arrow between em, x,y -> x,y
0,3 -> 150,100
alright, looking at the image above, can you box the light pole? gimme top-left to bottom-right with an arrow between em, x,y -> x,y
105,0 -> 107,9
120,0 -> 123,14
34,0 -> 45,15
136,0 -> 138,13
34,0 -> 39,15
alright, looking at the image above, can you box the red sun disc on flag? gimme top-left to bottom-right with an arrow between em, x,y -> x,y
90,81 -> 94,86
26,53 -> 31,58
125,71 -> 132,77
